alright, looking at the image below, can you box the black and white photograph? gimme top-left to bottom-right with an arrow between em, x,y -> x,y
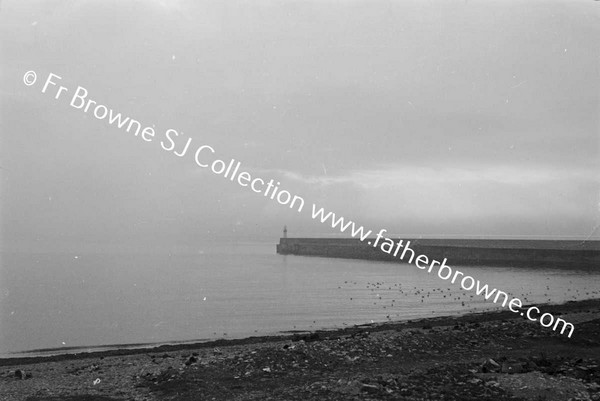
1,0 -> 599,400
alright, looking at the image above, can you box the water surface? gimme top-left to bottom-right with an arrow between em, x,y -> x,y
1,242 -> 598,356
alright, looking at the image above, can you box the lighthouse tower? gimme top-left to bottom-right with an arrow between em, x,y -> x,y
283,225 -> 288,238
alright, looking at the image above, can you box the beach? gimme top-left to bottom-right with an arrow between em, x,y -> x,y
1,298 -> 599,401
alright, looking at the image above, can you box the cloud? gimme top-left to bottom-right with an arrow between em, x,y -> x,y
267,162 -> 599,189
258,162 -> 599,239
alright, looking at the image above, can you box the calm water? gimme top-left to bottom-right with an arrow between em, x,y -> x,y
1,242 -> 599,356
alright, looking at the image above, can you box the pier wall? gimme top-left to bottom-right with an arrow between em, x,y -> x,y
276,238 -> 600,268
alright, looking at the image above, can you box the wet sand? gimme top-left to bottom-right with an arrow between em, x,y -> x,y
1,299 -> 599,401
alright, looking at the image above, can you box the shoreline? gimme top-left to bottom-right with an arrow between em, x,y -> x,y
1,297 -> 599,400
2,298 -> 598,367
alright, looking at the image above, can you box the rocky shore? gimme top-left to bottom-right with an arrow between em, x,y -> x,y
1,299 -> 600,401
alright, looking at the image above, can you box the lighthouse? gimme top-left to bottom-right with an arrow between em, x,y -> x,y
283,225 -> 288,238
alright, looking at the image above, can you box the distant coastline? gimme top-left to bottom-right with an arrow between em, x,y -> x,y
276,238 -> 600,268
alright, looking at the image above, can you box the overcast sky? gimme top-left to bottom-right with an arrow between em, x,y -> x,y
1,0 -> 599,252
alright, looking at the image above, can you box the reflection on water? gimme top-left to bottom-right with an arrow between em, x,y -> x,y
1,242 -> 599,356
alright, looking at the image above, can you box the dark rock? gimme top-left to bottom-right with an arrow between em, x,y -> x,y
480,358 -> 501,373
14,369 -> 24,379
525,359 -> 539,371
184,356 -> 198,366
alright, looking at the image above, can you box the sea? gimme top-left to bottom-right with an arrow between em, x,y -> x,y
1,241 -> 599,357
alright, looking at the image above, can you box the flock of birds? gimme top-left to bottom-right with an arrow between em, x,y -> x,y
204,277 -> 599,337
337,278 -> 600,322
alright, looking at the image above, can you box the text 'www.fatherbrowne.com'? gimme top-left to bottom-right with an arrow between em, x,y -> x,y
310,205 -> 575,338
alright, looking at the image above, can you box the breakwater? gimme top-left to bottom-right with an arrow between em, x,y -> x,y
276,238 -> 600,268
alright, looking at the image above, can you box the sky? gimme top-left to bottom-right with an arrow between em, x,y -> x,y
1,0 -> 599,253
